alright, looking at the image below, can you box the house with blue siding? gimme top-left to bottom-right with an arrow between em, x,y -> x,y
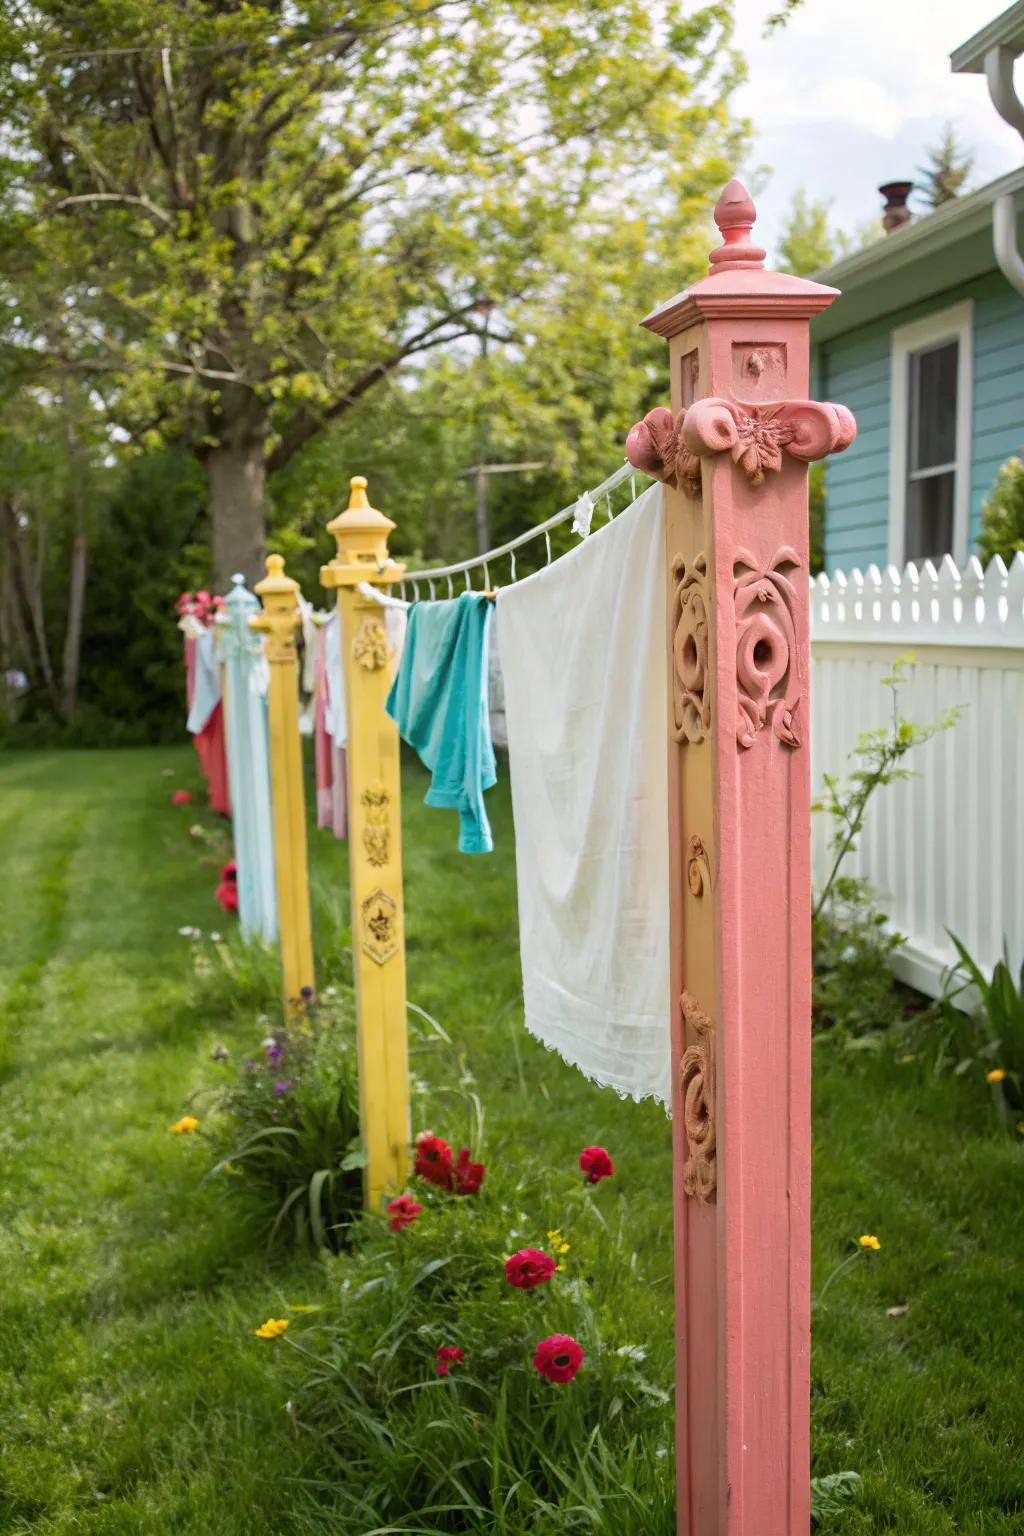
810,167 -> 1024,574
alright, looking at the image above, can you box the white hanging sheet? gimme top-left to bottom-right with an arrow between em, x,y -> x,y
496,482 -> 671,1108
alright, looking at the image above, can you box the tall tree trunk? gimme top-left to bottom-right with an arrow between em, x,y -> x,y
61,531 -> 88,722
206,410 -> 267,591
60,416 -> 88,722
0,496 -> 60,713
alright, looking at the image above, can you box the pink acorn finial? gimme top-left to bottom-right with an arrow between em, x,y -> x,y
709,178 -> 766,272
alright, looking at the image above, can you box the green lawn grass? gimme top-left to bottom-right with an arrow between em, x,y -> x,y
0,746 -> 1021,1533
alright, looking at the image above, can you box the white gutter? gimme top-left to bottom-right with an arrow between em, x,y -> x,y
952,11 -> 1024,298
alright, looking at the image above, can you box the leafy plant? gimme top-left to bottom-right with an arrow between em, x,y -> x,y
811,657 -> 958,1037
938,935 -> 1024,1123
286,1157 -> 675,1534
197,993 -> 364,1251
812,877 -> 903,1038
811,1470 -> 863,1526
977,455 -> 1024,566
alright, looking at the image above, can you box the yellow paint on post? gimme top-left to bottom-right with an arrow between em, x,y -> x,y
251,555 -> 315,1017
321,477 -> 409,1212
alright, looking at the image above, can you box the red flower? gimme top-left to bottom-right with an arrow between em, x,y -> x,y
171,789 -> 194,806
220,859 -> 238,884
505,1248 -> 556,1290
453,1147 -> 485,1196
533,1333 -> 584,1384
580,1145 -> 615,1184
435,1345 -> 465,1377
214,880 -> 239,913
175,591 -> 194,615
385,1194 -> 423,1233
414,1132 -> 454,1188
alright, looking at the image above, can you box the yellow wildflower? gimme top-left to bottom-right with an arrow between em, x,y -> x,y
547,1228 -> 571,1255
170,1115 -> 199,1135
898,1054 -> 915,1065
986,1068 -> 1007,1084
254,1317 -> 290,1340
858,1235 -> 881,1252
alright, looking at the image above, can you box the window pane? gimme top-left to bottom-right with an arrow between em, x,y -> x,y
905,470 -> 954,562
910,341 -> 958,470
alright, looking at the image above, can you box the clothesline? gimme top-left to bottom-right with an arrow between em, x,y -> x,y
395,459 -> 641,602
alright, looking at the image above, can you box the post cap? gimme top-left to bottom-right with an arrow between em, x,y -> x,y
321,474 -> 404,588
254,552 -> 300,599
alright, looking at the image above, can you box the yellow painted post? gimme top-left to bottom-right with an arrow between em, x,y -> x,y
251,555 -> 315,1016
321,476 -> 409,1212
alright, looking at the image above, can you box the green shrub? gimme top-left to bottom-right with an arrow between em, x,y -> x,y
977,455 -> 1024,566
813,876 -> 904,1038
921,935 -> 1024,1127
286,1159 -> 675,1535
194,992 -> 364,1251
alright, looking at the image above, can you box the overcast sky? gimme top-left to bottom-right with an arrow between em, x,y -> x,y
729,0 -> 1023,262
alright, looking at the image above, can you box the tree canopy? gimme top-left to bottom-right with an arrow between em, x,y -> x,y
0,0 -> 745,586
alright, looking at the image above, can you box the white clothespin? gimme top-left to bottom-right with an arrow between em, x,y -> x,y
572,491 -> 594,539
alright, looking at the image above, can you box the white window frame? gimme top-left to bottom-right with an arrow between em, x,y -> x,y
888,299 -> 973,567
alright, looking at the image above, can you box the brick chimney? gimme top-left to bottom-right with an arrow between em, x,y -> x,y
879,181 -> 913,234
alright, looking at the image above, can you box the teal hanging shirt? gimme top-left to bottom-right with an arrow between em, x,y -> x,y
385,592 -> 496,854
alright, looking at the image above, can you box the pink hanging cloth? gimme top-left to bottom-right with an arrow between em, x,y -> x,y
314,622 -> 347,838
178,590 -> 231,817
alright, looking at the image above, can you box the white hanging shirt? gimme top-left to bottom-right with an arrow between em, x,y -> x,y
496,482 -> 670,1107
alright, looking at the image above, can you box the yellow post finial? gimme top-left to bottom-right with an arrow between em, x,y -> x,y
321,475 -> 410,1212
347,475 -> 370,510
250,553 -> 315,1016
321,473 -> 405,588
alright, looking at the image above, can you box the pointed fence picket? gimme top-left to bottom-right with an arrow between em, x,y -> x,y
810,552 -> 1024,997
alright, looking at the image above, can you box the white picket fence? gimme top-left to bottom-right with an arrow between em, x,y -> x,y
810,552 -> 1024,999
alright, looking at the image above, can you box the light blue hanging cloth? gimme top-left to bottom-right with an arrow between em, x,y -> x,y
385,591 -> 496,854
218,575 -> 278,943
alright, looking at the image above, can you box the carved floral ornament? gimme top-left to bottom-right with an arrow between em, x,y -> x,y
671,553 -> 710,744
361,887 -> 398,965
625,396 -> 856,494
353,617 -> 390,671
680,991 -> 716,1203
361,781 -> 391,867
734,546 -> 803,750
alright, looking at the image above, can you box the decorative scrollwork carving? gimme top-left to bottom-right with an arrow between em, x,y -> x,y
682,396 -> 856,488
680,991 -> 716,1203
628,396 -> 855,495
687,835 -> 712,897
361,887 -> 398,965
361,781 -> 390,867
353,617 -> 390,670
733,546 -> 803,750
671,553 -> 710,743
625,406 -> 702,498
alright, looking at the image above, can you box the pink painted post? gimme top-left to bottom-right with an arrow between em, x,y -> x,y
627,181 -> 855,1535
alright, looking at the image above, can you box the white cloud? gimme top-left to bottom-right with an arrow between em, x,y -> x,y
728,0 -> 1022,258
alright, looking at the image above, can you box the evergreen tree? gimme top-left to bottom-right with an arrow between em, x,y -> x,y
917,123 -> 973,210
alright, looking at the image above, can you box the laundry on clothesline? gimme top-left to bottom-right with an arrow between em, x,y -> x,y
218,576 -> 277,943
386,591 -> 496,854
314,613 -> 347,840
184,621 -> 231,817
496,482 -> 670,1107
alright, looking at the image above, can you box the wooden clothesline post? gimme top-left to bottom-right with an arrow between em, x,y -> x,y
251,554 -> 315,1017
627,180 -> 855,1535
321,476 -> 410,1213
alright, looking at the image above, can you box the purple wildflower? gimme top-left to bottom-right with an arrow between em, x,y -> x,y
265,1041 -> 285,1064
244,1058 -> 258,1073
273,1079 -> 293,1097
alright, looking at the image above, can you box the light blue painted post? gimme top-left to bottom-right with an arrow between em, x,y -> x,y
219,574 -> 278,943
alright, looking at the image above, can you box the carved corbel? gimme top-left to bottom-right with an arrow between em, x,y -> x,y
682,397 -> 856,487
625,406 -> 703,498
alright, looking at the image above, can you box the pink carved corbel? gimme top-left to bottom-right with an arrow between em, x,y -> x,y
625,405 -> 702,497
682,397 -> 856,487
